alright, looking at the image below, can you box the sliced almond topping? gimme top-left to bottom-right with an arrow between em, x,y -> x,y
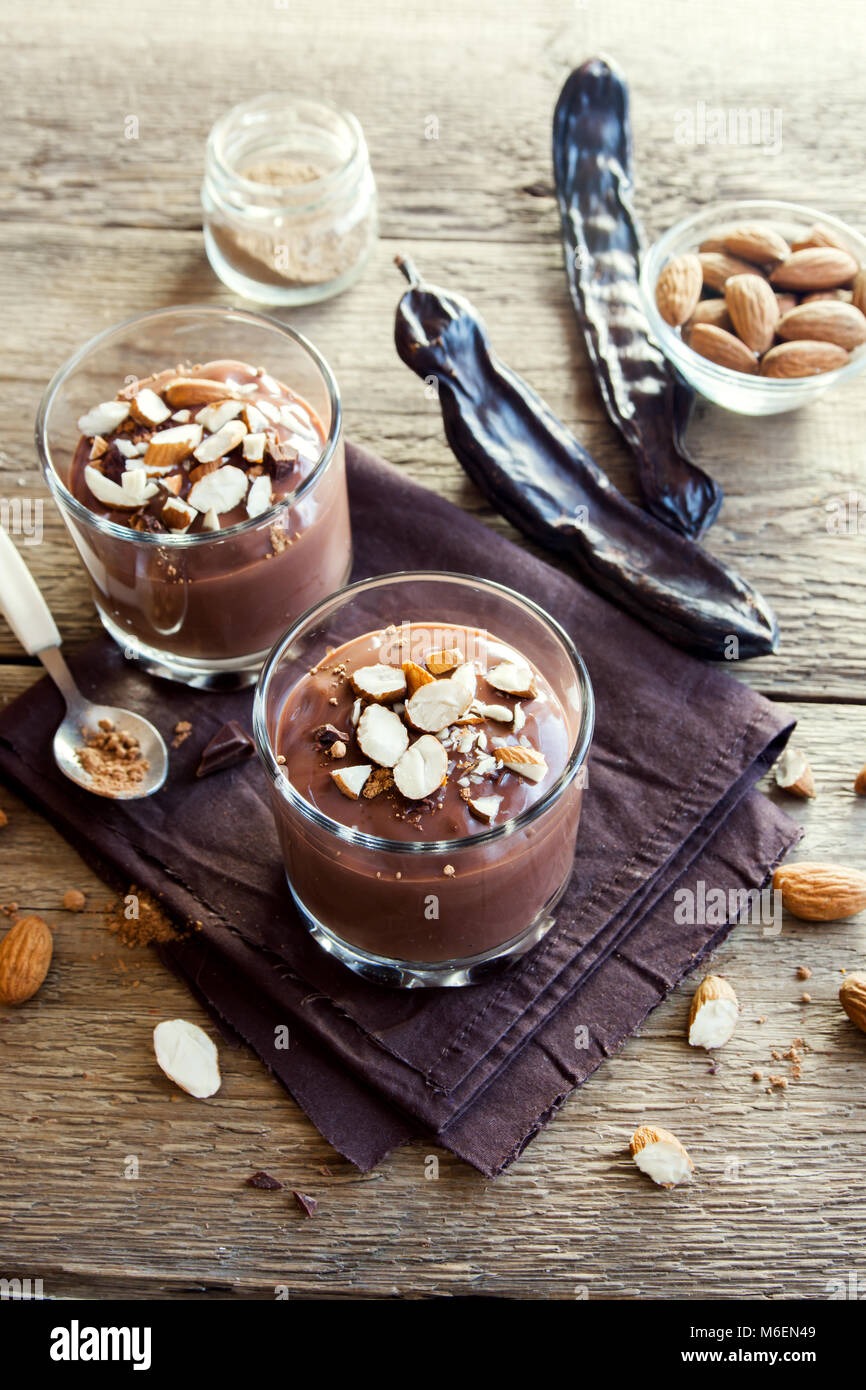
350,664 -> 407,703
629,1125 -> 694,1188
513,702 -> 525,733
246,473 -> 273,519
77,400 -> 131,436
201,508 -> 220,532
405,664 -> 476,733
494,745 -> 548,783
144,423 -> 203,472
119,469 -> 159,504
89,436 -> 108,461
330,764 -> 372,800
468,794 -> 502,825
188,458 -> 221,484
196,400 -> 244,434
687,975 -> 739,1049
164,378 -> 240,408
356,704 -> 409,767
774,746 -> 816,798
160,473 -> 183,496
242,402 -> 270,433
84,464 -> 157,509
487,659 -> 537,699
402,660 -> 436,696
192,420 -> 248,465
187,464 -> 248,516
161,498 -> 197,533
171,408 -> 191,423
393,735 -> 448,800
242,432 -> 267,463
472,754 -> 498,777
130,388 -> 172,427
426,648 -> 462,675
153,1018 -> 221,1099
472,701 -> 513,723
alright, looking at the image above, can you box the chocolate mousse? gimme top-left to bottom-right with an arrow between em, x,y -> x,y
65,360 -> 351,669
271,622 -> 587,967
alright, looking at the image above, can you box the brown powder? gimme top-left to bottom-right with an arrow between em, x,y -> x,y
172,720 -> 193,748
77,719 -> 149,796
103,887 -> 186,947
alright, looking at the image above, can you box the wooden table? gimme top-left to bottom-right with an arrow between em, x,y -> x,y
2,0 -> 865,1300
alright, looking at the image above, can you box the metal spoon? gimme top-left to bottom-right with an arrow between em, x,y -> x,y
0,527 -> 168,798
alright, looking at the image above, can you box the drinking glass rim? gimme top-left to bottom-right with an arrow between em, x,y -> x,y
206,93 -> 367,207
35,303 -> 342,548
253,570 -> 595,855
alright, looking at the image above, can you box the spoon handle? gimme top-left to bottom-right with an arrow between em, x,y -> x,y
0,525 -> 61,655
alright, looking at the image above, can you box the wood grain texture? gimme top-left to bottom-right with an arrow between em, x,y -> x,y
1,0 -> 865,1301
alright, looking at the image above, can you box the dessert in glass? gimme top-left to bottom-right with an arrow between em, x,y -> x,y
254,573 -> 594,987
37,305 -> 351,687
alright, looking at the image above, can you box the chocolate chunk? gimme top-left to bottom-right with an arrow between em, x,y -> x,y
292,1190 -> 318,1217
313,723 -> 349,751
246,1170 -> 283,1190
266,438 -> 300,482
195,721 -> 255,778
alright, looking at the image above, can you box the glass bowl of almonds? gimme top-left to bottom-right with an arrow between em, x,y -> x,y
641,200 -> 866,415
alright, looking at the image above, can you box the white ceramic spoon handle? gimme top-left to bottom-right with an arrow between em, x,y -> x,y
0,525 -> 61,655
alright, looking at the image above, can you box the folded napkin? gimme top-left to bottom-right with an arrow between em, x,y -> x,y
0,443 -> 800,1174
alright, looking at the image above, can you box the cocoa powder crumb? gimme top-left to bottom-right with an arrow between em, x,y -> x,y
103,887 -> 184,947
801,992 -> 812,1003
797,965 -> 812,980
172,720 -> 193,748
752,1069 -> 763,1081
76,720 -> 149,796
62,889 -> 86,912
769,1074 -> 788,1089
0,809 -> 8,828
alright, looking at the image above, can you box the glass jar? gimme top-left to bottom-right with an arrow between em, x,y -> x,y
37,305 -> 351,689
253,573 -> 595,988
202,94 -> 378,306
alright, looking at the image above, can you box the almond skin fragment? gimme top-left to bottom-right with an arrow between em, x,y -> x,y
760,340 -> 849,378
402,660 -> 435,697
839,973 -> 866,1034
426,649 -> 462,676
655,253 -> 703,327
776,300 -> 866,352
629,1125 -> 694,1188
687,974 -> 739,1049
773,861 -> 866,922
0,915 -> 53,1004
770,247 -> 859,291
688,322 -> 759,375
774,746 -> 816,799
724,274 -> 780,354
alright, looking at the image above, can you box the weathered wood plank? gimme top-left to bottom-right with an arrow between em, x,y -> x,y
1,694 -> 865,1299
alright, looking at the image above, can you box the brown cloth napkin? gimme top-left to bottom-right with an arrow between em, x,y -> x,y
0,444 -> 800,1175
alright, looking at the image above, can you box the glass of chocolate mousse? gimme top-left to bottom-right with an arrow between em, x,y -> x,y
37,305 -> 350,687
254,573 -> 594,987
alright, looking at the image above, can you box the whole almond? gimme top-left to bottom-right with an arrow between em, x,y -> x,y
801,289 -> 853,305
699,250 -> 762,294
839,973 -> 866,1033
724,223 -> 790,267
655,254 -> 703,327
686,299 -> 733,333
0,915 -> 53,1004
775,293 -> 799,316
760,340 -> 849,378
854,763 -> 866,796
852,269 -> 866,317
698,235 -> 729,255
689,322 -> 759,374
773,862 -> 866,921
770,247 -> 859,292
724,274 -> 779,353
777,300 -> 866,352
791,223 -> 854,254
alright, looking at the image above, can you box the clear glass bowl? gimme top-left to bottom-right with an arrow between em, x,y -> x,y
641,199 -> 866,416
37,304 -> 351,688
253,573 -> 595,988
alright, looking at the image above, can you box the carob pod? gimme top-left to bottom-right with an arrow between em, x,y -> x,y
552,57 -> 723,541
394,258 -> 778,659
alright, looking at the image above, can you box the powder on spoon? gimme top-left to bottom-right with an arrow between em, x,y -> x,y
76,718 -> 149,796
